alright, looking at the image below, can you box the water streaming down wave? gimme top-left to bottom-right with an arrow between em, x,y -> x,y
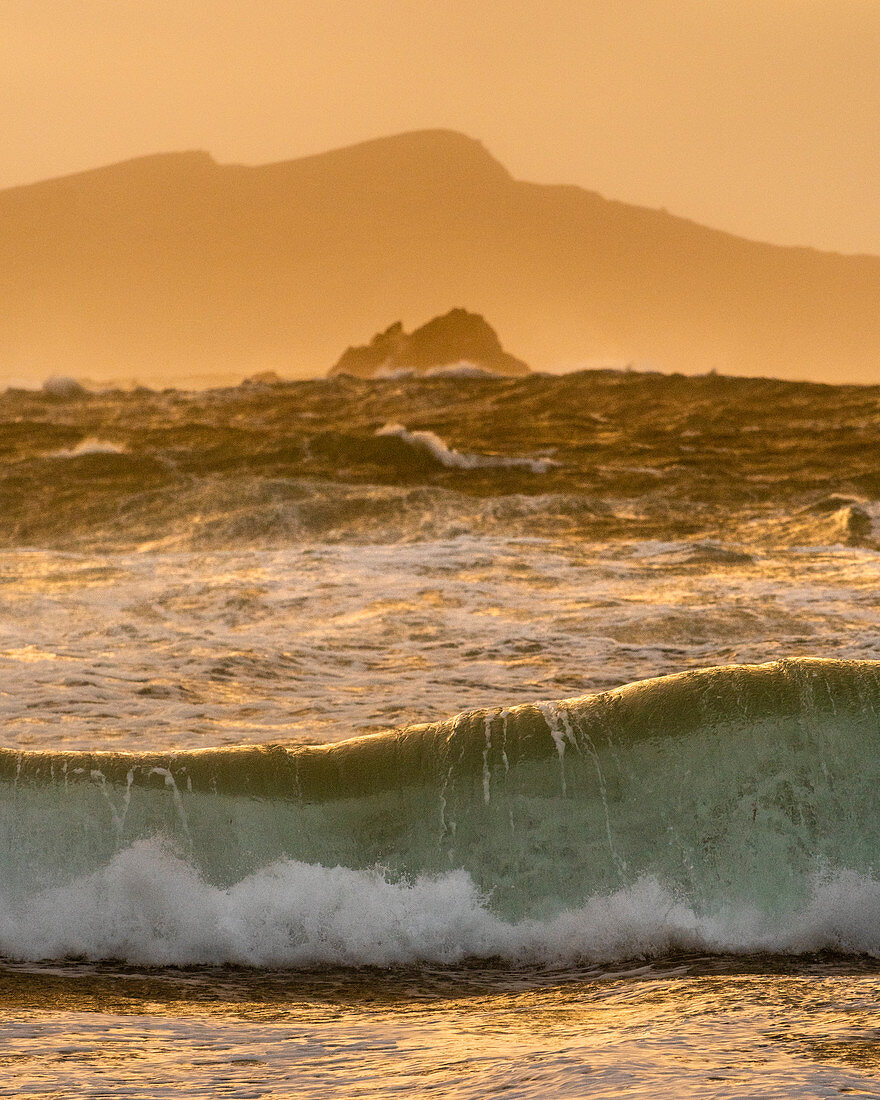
1,658 -> 879,965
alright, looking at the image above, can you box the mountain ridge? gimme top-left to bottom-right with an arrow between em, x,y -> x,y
2,129 -> 879,384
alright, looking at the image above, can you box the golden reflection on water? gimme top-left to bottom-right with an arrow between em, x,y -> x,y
0,962 -> 878,1097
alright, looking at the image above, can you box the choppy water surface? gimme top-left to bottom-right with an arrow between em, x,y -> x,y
2,369 -> 880,1095
1,960 -> 879,1098
2,536 -> 878,750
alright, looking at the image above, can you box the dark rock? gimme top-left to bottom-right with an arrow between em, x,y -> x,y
240,370 -> 284,387
329,309 -> 530,378
41,376 -> 87,399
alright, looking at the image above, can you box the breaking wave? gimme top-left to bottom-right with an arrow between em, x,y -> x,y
376,423 -> 555,473
48,437 -> 127,458
2,846 -> 878,968
2,658 -> 880,965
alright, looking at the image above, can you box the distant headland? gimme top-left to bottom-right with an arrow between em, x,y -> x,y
329,309 -> 530,378
2,129 -> 880,386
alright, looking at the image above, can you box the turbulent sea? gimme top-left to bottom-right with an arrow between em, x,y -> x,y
2,367 -> 880,1096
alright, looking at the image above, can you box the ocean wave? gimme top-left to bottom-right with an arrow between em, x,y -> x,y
41,376 -> 88,399
2,659 -> 880,964
372,360 -> 506,380
48,437 -> 127,458
2,369 -> 879,552
744,497 -> 879,550
1,843 -> 878,967
425,361 -> 503,378
376,423 -> 555,473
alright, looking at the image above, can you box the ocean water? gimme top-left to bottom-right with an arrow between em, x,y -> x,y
1,368 -> 880,1096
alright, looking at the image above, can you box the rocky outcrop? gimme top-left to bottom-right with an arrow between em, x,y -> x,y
329,309 -> 530,378
9,130 -> 880,386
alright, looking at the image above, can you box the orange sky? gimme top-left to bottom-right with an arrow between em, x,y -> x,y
4,0 -> 879,255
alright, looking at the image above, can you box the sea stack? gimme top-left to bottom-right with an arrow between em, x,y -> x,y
329,309 -> 531,378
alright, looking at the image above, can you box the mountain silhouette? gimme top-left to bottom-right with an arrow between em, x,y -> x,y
2,129 -> 879,384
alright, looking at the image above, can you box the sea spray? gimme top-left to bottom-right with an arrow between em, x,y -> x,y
1,847 -> 880,966
1,658 -> 880,965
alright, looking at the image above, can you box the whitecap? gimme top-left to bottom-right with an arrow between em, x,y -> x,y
2,842 -> 879,967
377,423 -> 555,473
48,437 -> 127,458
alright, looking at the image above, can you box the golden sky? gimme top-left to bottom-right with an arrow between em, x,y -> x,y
4,0 -> 879,255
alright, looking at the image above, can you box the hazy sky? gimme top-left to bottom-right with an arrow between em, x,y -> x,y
4,0 -> 879,255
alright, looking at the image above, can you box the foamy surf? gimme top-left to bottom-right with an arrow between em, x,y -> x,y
2,659 -> 880,965
1,844 -> 879,967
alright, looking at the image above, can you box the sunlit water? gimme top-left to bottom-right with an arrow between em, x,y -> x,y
1,961 -> 879,1098
2,537 -> 879,1097
1,538 -> 877,750
2,371 -> 880,1095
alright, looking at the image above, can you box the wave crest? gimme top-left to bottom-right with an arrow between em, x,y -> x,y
376,423 -> 555,473
2,658 -> 880,948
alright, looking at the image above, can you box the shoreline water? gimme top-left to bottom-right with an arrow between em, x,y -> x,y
1,956 -> 879,1098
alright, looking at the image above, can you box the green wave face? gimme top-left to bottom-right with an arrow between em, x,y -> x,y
2,658 -> 879,920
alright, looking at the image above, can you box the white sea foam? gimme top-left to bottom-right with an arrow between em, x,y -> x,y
372,364 -> 414,379
1,841 -> 878,967
377,423 -> 555,473
49,437 -> 127,458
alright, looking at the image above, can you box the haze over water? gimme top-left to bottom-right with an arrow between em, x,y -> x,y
4,131 -> 880,387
